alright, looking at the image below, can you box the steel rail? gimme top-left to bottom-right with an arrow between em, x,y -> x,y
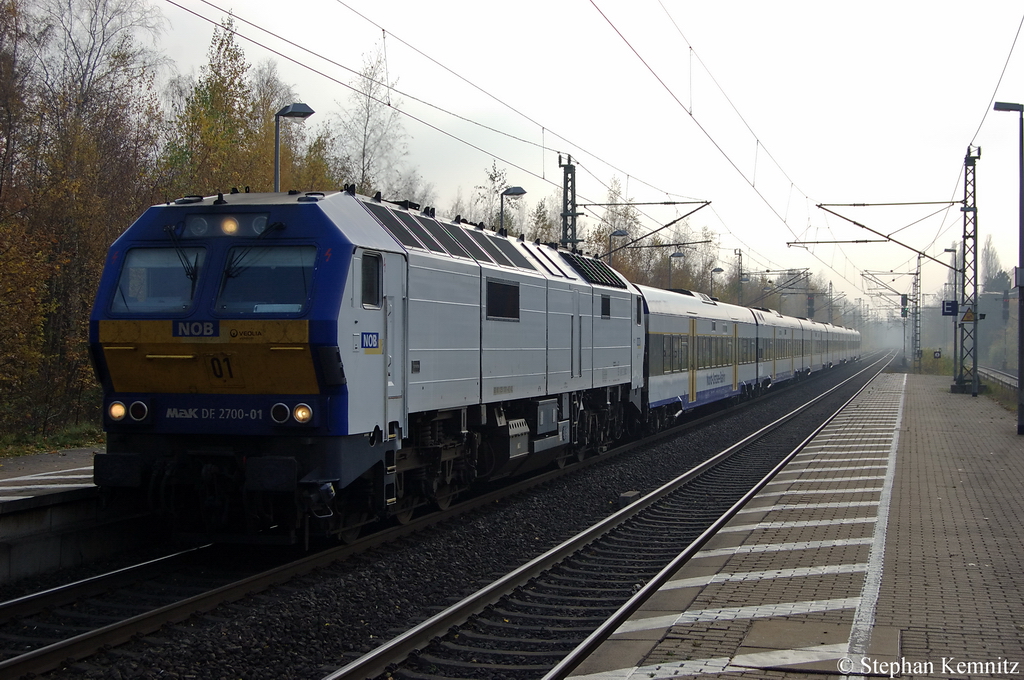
0,546 -> 208,625
980,365 -> 1017,390
321,352 -> 894,680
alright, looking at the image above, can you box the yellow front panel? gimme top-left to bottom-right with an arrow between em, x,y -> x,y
100,320 -> 319,394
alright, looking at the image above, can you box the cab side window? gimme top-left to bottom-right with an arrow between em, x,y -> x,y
362,253 -> 382,308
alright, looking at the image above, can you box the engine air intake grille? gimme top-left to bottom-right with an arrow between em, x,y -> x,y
560,252 -> 627,288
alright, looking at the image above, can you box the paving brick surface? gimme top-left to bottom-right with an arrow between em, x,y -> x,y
874,375 -> 1024,676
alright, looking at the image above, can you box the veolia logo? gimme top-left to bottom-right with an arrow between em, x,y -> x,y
173,321 -> 219,337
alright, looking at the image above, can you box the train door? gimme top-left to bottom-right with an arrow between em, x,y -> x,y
347,248 -> 387,438
383,252 -> 406,440
732,323 -> 738,390
688,317 -> 697,401
572,289 -> 582,378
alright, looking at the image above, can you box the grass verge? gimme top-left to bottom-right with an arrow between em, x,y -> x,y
0,423 -> 105,459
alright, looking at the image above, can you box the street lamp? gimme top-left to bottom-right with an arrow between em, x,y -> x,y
710,266 -> 724,297
667,251 -> 684,289
608,229 -> 628,267
274,103 -> 315,192
993,100 -> 1024,435
500,186 -> 526,231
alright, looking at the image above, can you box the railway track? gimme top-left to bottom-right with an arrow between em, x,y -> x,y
321,352 -> 894,680
0,356 -> 884,679
979,365 -> 1018,390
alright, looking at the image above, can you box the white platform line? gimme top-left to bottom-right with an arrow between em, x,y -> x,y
754,486 -> 882,498
847,373 -> 904,661
565,646 -> 847,680
776,465 -> 887,475
765,474 -> 885,485
0,484 -> 95,492
0,467 -> 93,483
738,500 -> 879,514
661,562 -> 868,590
614,597 -> 860,633
719,517 -> 876,533
694,536 -> 873,559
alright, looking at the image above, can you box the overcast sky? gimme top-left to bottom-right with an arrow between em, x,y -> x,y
158,0 -> 1024,312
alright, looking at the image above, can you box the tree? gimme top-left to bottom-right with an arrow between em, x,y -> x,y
336,47 -> 406,195
981,234 -> 1011,293
162,17 -> 255,195
473,161 -> 508,230
526,196 -> 559,244
14,0 -> 167,433
585,177 -> 643,280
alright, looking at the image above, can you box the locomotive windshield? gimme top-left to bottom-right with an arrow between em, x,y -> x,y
215,245 -> 316,314
110,247 -> 207,313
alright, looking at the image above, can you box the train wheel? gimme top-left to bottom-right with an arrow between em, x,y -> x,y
338,510 -> 367,543
393,496 -> 417,524
433,484 -> 457,511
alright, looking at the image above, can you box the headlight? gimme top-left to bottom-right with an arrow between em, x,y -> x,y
129,401 -> 148,421
186,216 -> 208,236
293,403 -> 313,423
271,403 -> 290,424
109,401 -> 126,421
221,217 -> 239,235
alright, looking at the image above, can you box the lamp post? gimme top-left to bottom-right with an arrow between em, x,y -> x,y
993,101 -> 1024,435
608,229 -> 628,267
274,103 -> 315,192
710,266 -> 724,298
500,186 -> 526,231
667,251 -> 684,289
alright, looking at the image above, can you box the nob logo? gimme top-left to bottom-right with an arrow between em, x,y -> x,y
173,321 -> 219,337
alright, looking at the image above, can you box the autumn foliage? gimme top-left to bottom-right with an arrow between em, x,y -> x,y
0,2 -> 347,437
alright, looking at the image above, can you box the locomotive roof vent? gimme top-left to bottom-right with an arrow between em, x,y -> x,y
174,195 -> 204,205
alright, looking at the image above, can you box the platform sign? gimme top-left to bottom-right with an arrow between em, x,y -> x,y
941,300 -> 958,316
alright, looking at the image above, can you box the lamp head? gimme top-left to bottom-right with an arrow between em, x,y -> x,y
994,101 -> 1024,113
275,102 -> 315,119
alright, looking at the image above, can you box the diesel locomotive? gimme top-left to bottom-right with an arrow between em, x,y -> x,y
89,187 -> 859,542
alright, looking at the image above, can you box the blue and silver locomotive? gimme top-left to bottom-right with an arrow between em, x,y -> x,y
89,188 -> 859,542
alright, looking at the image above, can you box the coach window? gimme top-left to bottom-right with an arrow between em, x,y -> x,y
486,279 -> 520,320
601,295 -> 611,319
649,334 -> 664,375
362,252 -> 382,308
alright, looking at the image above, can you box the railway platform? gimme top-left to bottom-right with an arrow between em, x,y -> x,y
0,447 -> 97,504
569,372 -> 1024,679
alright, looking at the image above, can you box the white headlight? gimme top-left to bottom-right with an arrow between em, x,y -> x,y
109,401 -> 126,421
293,403 -> 313,423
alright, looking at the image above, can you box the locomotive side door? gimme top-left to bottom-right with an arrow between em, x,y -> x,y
383,251 -> 406,440
346,248 -> 388,439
